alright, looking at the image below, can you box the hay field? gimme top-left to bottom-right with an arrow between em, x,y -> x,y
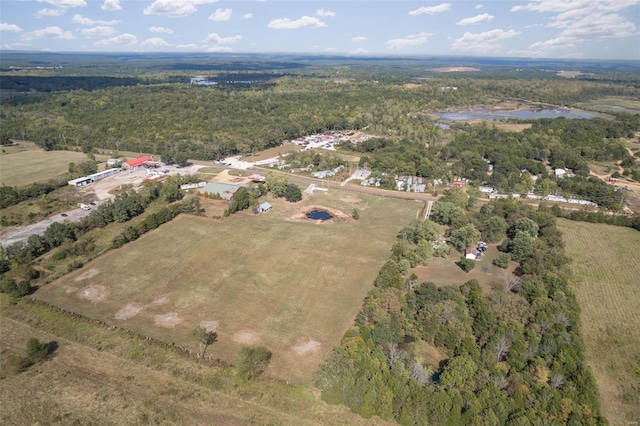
36,191 -> 420,384
559,219 -> 640,425
0,148 -> 88,187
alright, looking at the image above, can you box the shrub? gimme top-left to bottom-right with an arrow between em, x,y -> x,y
493,253 -> 511,269
457,258 -> 476,273
238,346 -> 272,379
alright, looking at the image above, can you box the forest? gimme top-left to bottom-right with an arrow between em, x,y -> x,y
315,199 -> 604,425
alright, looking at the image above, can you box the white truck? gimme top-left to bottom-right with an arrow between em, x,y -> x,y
80,203 -> 91,211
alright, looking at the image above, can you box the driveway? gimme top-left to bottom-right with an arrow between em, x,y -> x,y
1,207 -> 93,248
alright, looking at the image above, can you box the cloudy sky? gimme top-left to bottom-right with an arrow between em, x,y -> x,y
1,0 -> 639,59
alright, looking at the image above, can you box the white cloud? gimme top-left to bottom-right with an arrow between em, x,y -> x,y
350,48 -> 368,54
141,37 -> 170,48
22,26 -> 75,40
1,23 -> 24,32
37,0 -> 86,8
144,0 -> 218,18
34,8 -> 66,18
316,9 -> 335,17
267,16 -> 326,29
243,13 -> 253,19
325,47 -> 338,52
94,33 -> 137,46
202,33 -> 241,44
476,4 -> 484,9
452,28 -> 520,51
409,3 -> 451,16
457,13 -> 494,25
351,36 -> 367,42
101,0 -> 121,11
79,26 -> 116,37
209,8 -> 232,21
149,26 -> 174,34
2,44 -> 15,50
513,0 -> 639,53
72,14 -> 119,25
386,32 -> 432,49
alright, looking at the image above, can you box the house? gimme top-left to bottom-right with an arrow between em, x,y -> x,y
479,186 -> 496,194
465,248 -> 477,260
554,168 -> 567,178
256,202 -> 272,213
199,182 -> 244,201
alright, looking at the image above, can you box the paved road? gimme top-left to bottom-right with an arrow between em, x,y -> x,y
1,207 -> 93,248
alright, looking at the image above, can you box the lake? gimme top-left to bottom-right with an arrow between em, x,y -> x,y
437,107 -> 597,122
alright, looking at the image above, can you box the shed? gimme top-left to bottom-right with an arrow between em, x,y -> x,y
465,247 -> 477,260
256,202 -> 272,213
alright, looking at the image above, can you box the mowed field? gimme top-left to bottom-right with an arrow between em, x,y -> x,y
36,190 -> 421,384
0,146 -> 89,187
559,219 -> 640,425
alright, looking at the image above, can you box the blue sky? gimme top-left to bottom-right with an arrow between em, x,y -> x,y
1,1 -> 639,59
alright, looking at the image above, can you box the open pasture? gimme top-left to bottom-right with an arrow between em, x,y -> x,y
559,219 -> 640,425
0,147 -> 89,187
576,97 -> 640,114
36,190 -> 420,384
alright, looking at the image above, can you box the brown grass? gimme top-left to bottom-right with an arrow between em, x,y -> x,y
35,189 -> 419,385
0,301 -> 391,425
410,243 -> 516,294
559,219 -> 640,425
0,147 -> 93,187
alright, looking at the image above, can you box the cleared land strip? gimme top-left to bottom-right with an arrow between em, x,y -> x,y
559,219 -> 640,426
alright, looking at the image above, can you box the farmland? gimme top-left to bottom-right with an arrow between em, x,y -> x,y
0,145 -> 91,187
0,300 -> 389,425
35,190 -> 421,384
559,219 -> 640,425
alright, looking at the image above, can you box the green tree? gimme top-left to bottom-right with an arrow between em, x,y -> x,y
449,224 -> 481,252
238,345 -> 272,379
440,355 -> 478,389
509,231 -> 534,261
265,172 -> 288,197
510,217 -> 539,239
431,201 -> 466,226
192,326 -> 217,357
284,184 -> 302,202
25,338 -> 55,364
479,215 -> 508,243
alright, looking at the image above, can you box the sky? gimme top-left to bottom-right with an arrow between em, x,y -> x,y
1,0 -> 639,60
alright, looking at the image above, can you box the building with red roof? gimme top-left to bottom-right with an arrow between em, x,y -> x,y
123,156 -> 151,169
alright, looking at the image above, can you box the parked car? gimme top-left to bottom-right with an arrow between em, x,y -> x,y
61,213 -> 68,217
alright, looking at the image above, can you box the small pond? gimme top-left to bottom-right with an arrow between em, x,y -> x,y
306,209 -> 333,220
437,107 -> 596,122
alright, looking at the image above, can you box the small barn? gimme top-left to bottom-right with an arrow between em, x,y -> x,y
465,247 -> 479,260
256,202 -> 272,213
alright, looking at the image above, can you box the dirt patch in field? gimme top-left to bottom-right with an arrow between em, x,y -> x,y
151,297 -> 169,306
114,304 -> 144,320
200,320 -> 220,332
293,338 -> 321,355
154,312 -> 183,328
290,206 -> 353,223
75,268 -> 100,282
232,329 -> 261,344
77,285 -> 107,302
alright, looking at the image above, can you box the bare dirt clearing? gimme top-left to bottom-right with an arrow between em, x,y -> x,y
75,268 -> 100,281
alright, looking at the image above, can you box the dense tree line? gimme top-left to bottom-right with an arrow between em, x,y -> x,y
315,198 -> 604,425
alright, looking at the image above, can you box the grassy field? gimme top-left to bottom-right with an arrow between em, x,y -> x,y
576,97 -> 640,114
0,299 -> 390,425
559,219 -> 640,426
35,190 -> 421,385
0,146 -> 91,187
410,243 -> 517,294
